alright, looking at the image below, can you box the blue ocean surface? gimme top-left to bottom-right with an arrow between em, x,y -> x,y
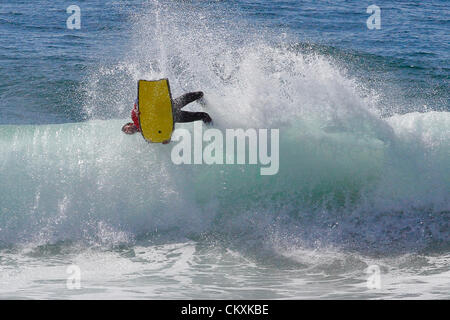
0,0 -> 448,299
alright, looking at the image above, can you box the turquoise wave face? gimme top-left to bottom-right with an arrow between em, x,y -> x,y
0,110 -> 448,252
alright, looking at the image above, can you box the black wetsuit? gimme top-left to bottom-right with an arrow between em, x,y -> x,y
172,92 -> 212,124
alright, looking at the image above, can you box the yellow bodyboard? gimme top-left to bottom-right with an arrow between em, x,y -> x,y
138,79 -> 174,143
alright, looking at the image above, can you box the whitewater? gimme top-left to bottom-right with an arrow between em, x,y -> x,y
0,0 -> 448,299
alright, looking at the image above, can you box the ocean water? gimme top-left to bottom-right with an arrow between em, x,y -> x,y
0,0 -> 449,299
